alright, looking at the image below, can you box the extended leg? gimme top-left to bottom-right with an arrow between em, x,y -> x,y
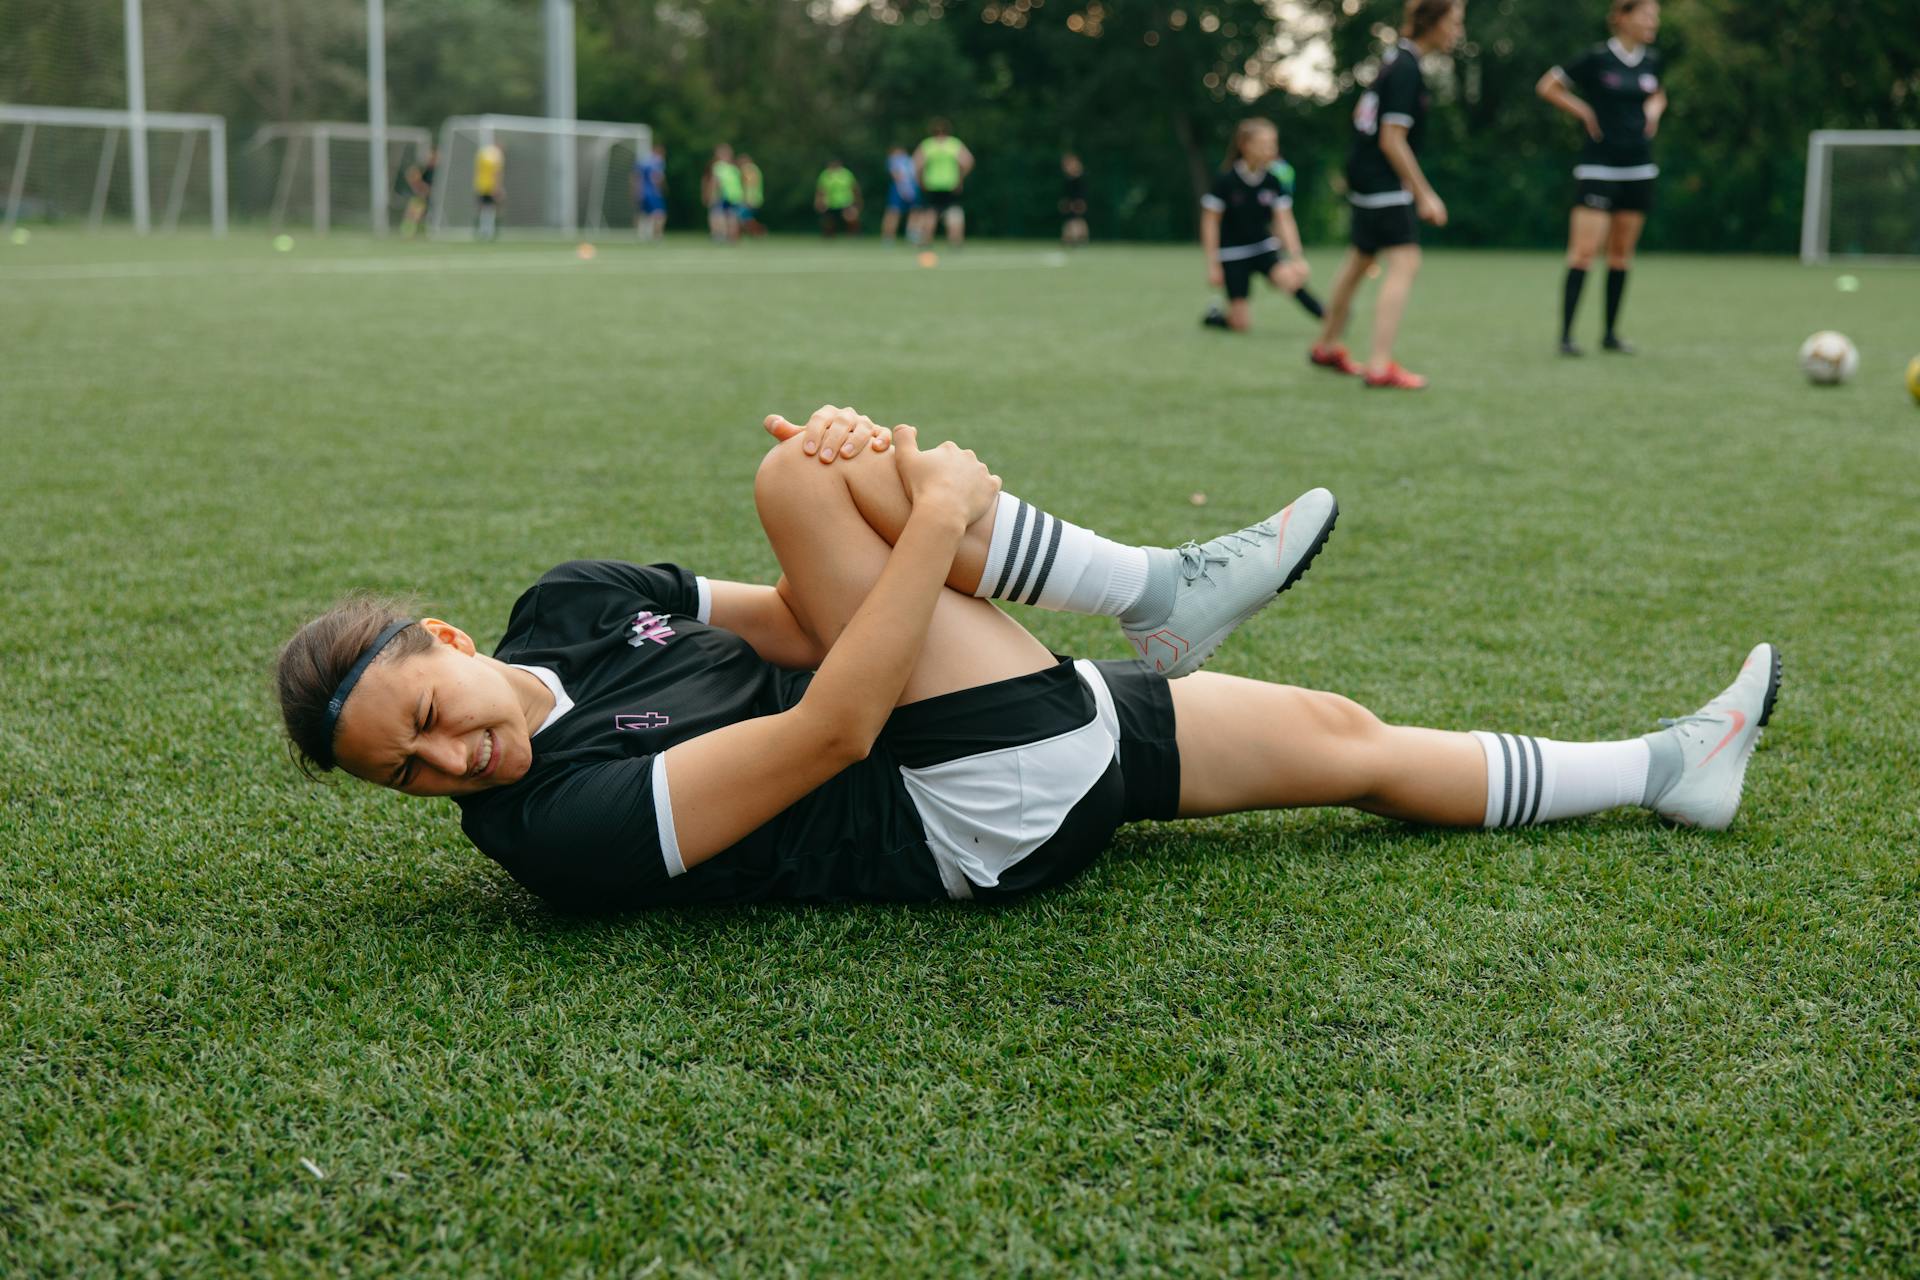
1166,643 -> 1781,832
1561,206 -> 1610,351
1316,247 -> 1371,350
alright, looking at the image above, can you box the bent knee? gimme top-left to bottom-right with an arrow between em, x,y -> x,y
1303,689 -> 1386,743
754,434 -> 834,518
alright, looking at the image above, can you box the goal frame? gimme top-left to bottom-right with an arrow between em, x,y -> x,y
0,103 -> 227,235
1800,129 -> 1920,265
244,121 -> 434,235
428,113 -> 651,240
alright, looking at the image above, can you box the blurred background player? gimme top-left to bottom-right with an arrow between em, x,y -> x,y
914,119 -> 974,247
473,138 -> 504,241
1060,153 -> 1089,246
1199,118 -> 1315,334
1539,0 -> 1667,356
703,143 -> 743,243
881,145 -> 919,245
815,159 -> 862,237
399,146 -> 435,240
1310,0 -> 1462,389
738,153 -> 767,238
632,142 -> 667,240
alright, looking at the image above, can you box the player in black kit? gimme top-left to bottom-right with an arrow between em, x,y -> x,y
1310,0 -> 1463,390
276,407 -> 1781,916
1538,0 -> 1667,355
1199,118 -> 1320,334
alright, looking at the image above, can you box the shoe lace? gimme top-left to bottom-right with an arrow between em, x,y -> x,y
1656,711 -> 1717,744
1173,522 -> 1275,585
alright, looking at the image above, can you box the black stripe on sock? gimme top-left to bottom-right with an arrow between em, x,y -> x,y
1023,515 -> 1066,606
1509,733 -> 1531,828
1007,512 -> 1049,603
989,501 -> 1030,599
1496,733 -> 1516,828
1524,737 -> 1547,826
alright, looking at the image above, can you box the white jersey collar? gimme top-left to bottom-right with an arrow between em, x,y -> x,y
1608,36 -> 1647,67
1232,160 -> 1265,184
510,664 -> 575,735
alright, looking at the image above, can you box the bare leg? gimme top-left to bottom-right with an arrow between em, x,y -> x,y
1226,298 -> 1253,332
946,207 -> 965,247
1316,248 -> 1372,349
754,438 -> 1052,705
1567,206 -> 1609,270
1365,244 -> 1422,374
1606,209 -> 1644,269
1170,672 -> 1486,824
882,207 -> 901,242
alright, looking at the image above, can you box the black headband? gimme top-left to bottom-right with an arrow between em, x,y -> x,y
319,619 -> 415,769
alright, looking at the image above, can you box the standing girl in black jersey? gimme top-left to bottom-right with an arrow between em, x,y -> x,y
1198,118 -> 1317,334
1538,0 -> 1667,355
1310,0 -> 1462,390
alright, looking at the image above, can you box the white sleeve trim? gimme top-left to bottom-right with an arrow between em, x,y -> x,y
651,754 -> 686,877
1381,112 -> 1415,128
1199,194 -> 1226,211
693,575 -> 713,624
1274,195 -> 1293,210
1548,66 -> 1571,86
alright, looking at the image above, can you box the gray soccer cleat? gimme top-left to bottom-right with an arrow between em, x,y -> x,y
1646,642 -> 1783,831
1121,487 -> 1338,679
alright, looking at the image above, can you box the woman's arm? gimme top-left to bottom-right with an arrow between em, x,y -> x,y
660,429 -> 999,868
1537,70 -> 1603,140
1380,124 -> 1446,226
1645,89 -> 1667,137
705,579 -> 824,669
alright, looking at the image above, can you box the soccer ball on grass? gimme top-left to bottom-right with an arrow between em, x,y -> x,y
1907,354 -> 1920,406
1798,331 -> 1858,386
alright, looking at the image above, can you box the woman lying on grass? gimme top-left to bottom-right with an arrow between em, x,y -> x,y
277,407 -> 1780,911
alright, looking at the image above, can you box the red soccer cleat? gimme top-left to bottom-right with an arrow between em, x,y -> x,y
1363,361 -> 1429,390
1309,344 -> 1363,376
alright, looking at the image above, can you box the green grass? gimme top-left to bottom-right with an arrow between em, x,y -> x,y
4,230 -> 1918,1277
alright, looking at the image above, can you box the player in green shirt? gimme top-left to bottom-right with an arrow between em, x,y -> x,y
738,154 -> 766,238
702,143 -> 743,243
913,119 -> 975,246
816,160 -> 862,237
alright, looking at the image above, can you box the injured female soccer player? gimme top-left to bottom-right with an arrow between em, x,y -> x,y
276,407 -> 1780,911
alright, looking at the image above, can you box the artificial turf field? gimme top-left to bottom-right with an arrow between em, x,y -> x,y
3,230 -> 1917,1278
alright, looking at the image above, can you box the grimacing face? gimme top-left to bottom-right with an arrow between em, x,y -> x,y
330,620 -> 540,797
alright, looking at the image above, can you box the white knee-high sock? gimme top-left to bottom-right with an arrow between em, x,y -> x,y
1472,731 -> 1652,827
974,492 -> 1161,618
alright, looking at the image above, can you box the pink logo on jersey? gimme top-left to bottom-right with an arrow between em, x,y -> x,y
615,712 -> 670,730
627,610 -> 675,647
1639,73 -> 1659,93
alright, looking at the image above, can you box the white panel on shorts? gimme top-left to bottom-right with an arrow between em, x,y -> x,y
899,660 -> 1122,901
1574,163 -> 1659,181
652,753 -> 686,878
1348,189 -> 1414,208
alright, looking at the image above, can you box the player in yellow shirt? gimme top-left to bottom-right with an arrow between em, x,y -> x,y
913,119 -> 975,247
473,140 -> 505,241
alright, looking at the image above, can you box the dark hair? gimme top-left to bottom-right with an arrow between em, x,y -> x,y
930,117 -> 951,133
1402,0 -> 1459,40
276,595 -> 430,778
1609,0 -> 1651,27
1223,117 -> 1277,169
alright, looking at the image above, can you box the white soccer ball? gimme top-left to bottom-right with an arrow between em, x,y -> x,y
1799,330 -> 1859,385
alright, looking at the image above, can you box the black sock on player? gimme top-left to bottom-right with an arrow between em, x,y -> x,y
1292,287 -> 1325,319
1561,267 -> 1587,343
1605,267 -> 1629,340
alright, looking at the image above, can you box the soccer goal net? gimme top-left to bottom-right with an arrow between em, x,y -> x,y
0,104 -> 226,234
241,123 -> 433,234
429,114 -> 651,239
1800,130 -> 1920,264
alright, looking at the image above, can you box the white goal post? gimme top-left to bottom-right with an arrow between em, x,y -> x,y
0,104 -> 227,235
243,122 -> 434,235
1800,129 -> 1920,264
429,113 -> 651,239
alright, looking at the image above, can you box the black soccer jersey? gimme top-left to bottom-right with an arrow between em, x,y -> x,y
1346,39 -> 1430,206
1554,38 -> 1663,176
1201,163 -> 1289,261
453,560 -> 943,911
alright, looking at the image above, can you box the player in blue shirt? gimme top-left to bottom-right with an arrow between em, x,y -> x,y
881,146 -> 920,246
632,143 -> 667,241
